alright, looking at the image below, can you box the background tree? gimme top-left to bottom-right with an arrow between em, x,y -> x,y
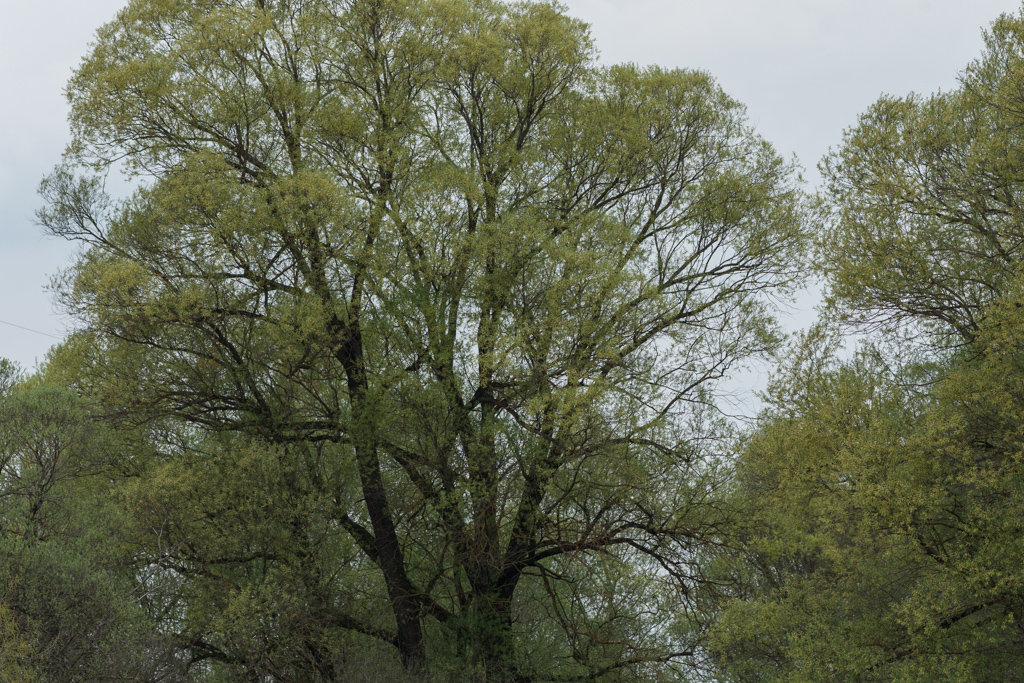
708,6 -> 1024,680
41,0 -> 807,678
0,362 -> 185,682
819,4 -> 1024,344
710,311 -> 1024,682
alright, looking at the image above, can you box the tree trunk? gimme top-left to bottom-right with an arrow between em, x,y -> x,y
340,326 -> 427,672
456,576 -> 522,682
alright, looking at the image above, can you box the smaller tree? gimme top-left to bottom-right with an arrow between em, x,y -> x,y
0,364 -> 186,682
0,382 -> 106,541
709,311 -> 1024,682
819,4 -> 1024,345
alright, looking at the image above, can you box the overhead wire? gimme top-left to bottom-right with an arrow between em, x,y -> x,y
0,319 -> 63,340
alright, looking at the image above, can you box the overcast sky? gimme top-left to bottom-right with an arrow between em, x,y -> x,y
1,0 -> 1019,376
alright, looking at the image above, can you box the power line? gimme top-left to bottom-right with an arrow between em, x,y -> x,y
0,319 -> 63,340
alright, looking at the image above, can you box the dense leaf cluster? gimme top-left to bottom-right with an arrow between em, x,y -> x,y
709,9 -> 1024,681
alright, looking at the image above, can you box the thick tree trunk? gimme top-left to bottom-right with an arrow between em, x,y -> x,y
458,575 -> 523,682
477,601 -> 515,682
351,431 -> 427,672
352,430 -> 427,672
340,326 -> 426,672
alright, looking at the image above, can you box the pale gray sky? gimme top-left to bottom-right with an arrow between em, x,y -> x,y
0,0 -> 1018,373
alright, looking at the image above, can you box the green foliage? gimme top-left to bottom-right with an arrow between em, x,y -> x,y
0,382 -> 105,541
709,4 -> 1024,665
0,366 -> 185,682
0,599 -> 37,683
38,0 -> 807,679
2,537 -> 184,682
709,308 -> 1024,680
0,360 -> 22,398
819,5 -> 1024,344
117,432 -> 396,679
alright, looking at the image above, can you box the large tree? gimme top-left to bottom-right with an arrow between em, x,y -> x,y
41,0 -> 806,678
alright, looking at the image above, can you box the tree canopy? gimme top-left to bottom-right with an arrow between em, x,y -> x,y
22,1 -> 1024,682
708,6 -> 1024,681
819,9 -> 1024,344
37,0 -> 806,680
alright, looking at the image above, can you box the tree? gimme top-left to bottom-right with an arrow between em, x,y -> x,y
707,7 -> 1024,679
709,309 -> 1024,682
819,4 -> 1024,345
41,0 -> 806,678
0,364 -> 186,682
